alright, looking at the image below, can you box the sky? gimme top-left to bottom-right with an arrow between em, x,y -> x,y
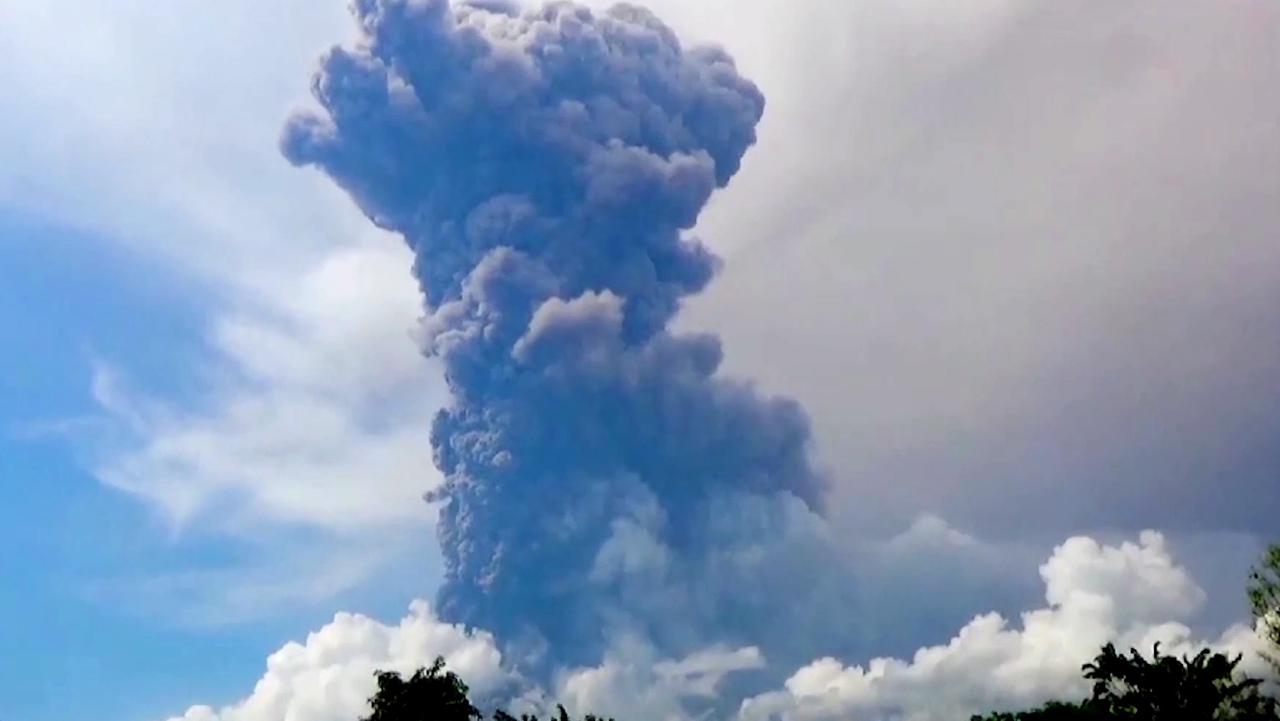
0,2 -> 1277,721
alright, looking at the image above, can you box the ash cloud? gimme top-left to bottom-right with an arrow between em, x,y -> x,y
283,0 -> 847,669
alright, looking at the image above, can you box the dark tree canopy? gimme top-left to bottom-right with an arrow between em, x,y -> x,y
360,657 -> 613,721
969,701 -> 1109,721
972,643 -> 1278,721
1084,643 -> 1275,719
494,706 -> 613,721
362,658 -> 481,721
369,548 -> 1280,721
1250,543 -> 1280,672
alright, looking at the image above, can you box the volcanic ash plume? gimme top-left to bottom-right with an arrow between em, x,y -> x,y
283,0 -> 851,668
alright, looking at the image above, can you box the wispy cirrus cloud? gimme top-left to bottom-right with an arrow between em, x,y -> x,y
81,242 -> 442,621
0,0 -> 359,283
94,244 -> 438,534
1,0 -> 451,621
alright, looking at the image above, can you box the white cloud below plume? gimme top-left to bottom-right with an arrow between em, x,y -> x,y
161,531 -> 1274,721
166,602 -> 513,721
739,532 -> 1270,721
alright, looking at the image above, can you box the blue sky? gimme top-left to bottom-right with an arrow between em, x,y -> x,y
0,218 -> 240,721
0,217 -> 440,721
1,2 -> 1278,721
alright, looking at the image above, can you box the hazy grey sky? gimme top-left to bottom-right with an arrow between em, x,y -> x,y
665,0 -> 1280,540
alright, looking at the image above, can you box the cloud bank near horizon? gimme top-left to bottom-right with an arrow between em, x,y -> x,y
163,531 -> 1275,721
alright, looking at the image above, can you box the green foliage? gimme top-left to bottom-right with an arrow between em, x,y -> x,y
1084,643 -> 1275,719
362,657 -> 481,721
1249,543 -> 1280,672
972,643 -> 1278,721
493,705 -> 614,721
970,700 -> 1107,720
374,585 -> 1280,721
361,658 -> 614,721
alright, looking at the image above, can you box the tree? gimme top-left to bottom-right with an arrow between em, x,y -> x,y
969,701 -> 1107,720
361,657 -> 481,721
1249,543 -> 1280,672
1084,643 -> 1275,719
360,658 -> 613,721
972,643 -> 1278,721
493,706 -> 613,721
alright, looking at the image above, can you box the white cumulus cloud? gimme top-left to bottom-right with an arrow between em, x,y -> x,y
556,638 -> 765,721
161,531 -> 1274,721
162,602 -> 763,721
166,601 -> 514,721
738,532 -> 1271,721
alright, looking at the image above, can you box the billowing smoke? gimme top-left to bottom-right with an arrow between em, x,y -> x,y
282,0 -> 852,671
